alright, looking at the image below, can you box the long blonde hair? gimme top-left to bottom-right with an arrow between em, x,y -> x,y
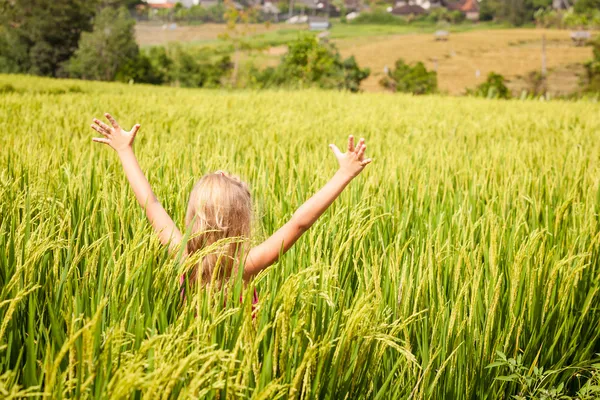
184,171 -> 252,284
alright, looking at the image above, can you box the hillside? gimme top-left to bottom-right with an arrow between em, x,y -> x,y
136,23 -> 595,95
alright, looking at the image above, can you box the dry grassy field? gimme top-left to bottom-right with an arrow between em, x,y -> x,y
135,22 -> 299,46
339,28 -> 594,95
136,23 -> 595,95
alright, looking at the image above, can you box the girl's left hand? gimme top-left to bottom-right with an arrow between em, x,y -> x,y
91,113 -> 140,153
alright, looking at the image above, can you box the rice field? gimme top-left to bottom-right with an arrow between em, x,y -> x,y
1,74 -> 600,399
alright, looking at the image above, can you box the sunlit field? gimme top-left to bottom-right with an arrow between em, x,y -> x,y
1,75 -> 599,398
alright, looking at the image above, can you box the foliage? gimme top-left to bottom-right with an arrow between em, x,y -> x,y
351,10 -> 407,25
1,74 -> 600,397
480,0 -> 503,21
425,8 -> 466,23
574,0 -> 600,15
524,70 -> 546,96
479,0 -> 552,25
168,46 -> 233,88
468,72 -> 511,99
252,35 -> 370,91
583,36 -> 600,92
533,8 -> 563,28
115,53 -> 166,85
487,351 -> 600,399
68,7 -> 139,82
0,0 -> 96,77
380,58 -> 437,94
148,4 -> 227,23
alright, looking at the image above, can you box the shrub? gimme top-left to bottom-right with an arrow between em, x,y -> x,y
67,7 -> 138,81
468,72 -> 511,99
524,70 -> 547,96
380,59 -> 437,95
351,10 -> 406,25
251,35 -> 370,92
487,351 -> 600,399
583,36 -> 600,92
116,53 -> 166,85
168,46 -> 233,88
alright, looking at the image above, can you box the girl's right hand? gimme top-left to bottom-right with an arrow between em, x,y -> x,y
91,113 -> 140,153
329,135 -> 372,179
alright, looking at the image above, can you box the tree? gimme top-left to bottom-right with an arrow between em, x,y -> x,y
252,35 -> 370,92
0,0 -> 96,76
219,0 -> 258,86
468,72 -> 511,99
574,0 -> 600,15
583,36 -> 600,92
380,59 -> 437,95
68,7 -> 139,81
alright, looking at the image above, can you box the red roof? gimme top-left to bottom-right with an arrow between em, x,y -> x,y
445,0 -> 479,12
459,0 -> 479,12
148,3 -> 175,8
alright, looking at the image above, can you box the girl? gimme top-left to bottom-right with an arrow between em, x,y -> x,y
90,113 -> 371,295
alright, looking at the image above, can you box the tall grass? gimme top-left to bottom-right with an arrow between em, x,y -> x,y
0,74 -> 599,398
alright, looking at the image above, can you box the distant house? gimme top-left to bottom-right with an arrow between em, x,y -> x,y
144,0 -> 202,8
388,0 -> 442,11
145,0 -> 176,9
444,0 -> 479,20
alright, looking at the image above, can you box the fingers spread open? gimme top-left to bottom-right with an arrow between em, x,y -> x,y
329,144 -> 342,157
93,119 -> 111,134
361,158 -> 372,166
91,124 -> 110,138
92,137 -> 109,144
105,113 -> 120,130
347,135 -> 354,153
355,138 -> 365,154
131,124 -> 141,138
357,143 -> 366,159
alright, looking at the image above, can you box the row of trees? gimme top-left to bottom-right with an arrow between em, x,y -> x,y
0,0 -> 141,78
480,0 -> 600,26
0,0 -> 369,91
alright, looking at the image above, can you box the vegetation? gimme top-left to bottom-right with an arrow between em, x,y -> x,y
351,10 -> 408,25
584,36 -> 600,93
0,0 -> 96,76
379,58 -> 437,95
68,7 -> 139,82
467,72 -> 512,99
251,35 -> 370,92
1,74 -> 600,398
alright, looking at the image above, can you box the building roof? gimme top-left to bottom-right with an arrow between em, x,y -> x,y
459,0 -> 479,12
444,0 -> 478,12
147,3 -> 176,8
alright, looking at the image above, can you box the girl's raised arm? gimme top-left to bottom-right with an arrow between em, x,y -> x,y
91,113 -> 182,251
244,135 -> 372,279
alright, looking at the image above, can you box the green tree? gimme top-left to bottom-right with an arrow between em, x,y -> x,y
380,59 -> 437,95
68,7 -> 139,81
583,36 -> 600,92
575,0 -> 600,15
479,0 -> 502,21
0,0 -> 96,76
468,72 -> 511,99
273,35 -> 370,91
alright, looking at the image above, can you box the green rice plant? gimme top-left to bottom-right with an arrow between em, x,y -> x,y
0,74 -> 599,398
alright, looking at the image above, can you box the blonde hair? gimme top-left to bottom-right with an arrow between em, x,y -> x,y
184,171 -> 252,285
